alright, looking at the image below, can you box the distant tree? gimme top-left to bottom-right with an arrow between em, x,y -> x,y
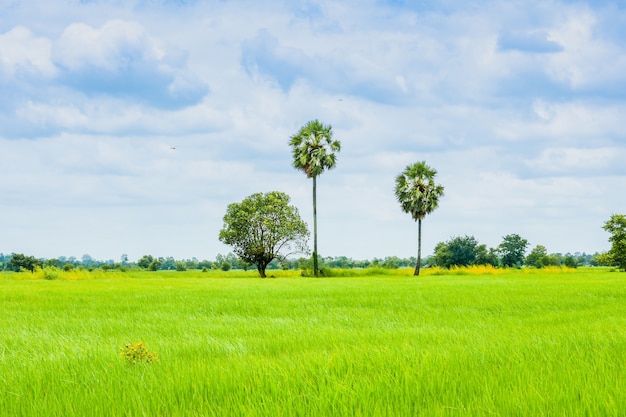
498,234 -> 529,267
219,191 -> 309,278
138,255 -> 154,269
526,245 -> 548,268
198,260 -> 213,270
432,236 -> 479,268
161,257 -> 177,270
289,119 -> 341,277
593,252 -> 615,267
7,253 -> 43,272
175,261 -> 187,271
382,256 -> 400,269
431,236 -> 497,268
395,161 -> 445,276
603,214 -> 626,271
82,254 -> 96,268
148,258 -> 162,271
563,255 -> 578,268
475,244 -> 500,266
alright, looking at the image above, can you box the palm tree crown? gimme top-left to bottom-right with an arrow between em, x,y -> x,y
395,162 -> 444,221
289,120 -> 341,178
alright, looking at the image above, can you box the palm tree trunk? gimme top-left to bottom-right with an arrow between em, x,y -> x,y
414,218 -> 422,276
313,176 -> 319,276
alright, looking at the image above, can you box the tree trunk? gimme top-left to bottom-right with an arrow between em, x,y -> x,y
258,264 -> 267,278
414,218 -> 422,276
313,175 -> 319,277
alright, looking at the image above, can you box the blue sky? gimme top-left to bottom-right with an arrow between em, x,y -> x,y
1,0 -> 625,262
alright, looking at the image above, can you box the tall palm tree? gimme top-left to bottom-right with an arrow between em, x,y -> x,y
395,161 -> 444,276
289,119 -> 341,276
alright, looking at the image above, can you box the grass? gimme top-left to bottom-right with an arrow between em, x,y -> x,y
1,267 -> 625,416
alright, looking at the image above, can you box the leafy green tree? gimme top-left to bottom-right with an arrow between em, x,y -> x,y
138,255 -> 154,269
219,191 -> 309,278
603,214 -> 626,271
498,234 -> 528,267
526,245 -> 548,268
7,253 -> 43,272
289,119 -> 341,277
432,236 -> 497,268
563,255 -> 578,268
475,245 -> 499,266
395,161 -> 445,275
432,235 -> 478,268
148,258 -> 162,271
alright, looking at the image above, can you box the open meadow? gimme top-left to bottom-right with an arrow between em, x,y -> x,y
1,267 -> 625,416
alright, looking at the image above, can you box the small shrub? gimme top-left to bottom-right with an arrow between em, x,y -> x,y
63,264 -> 74,271
202,267 -> 208,272
120,341 -> 159,365
42,267 -> 60,280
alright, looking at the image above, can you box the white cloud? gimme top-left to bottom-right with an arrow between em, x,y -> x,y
0,26 -> 56,77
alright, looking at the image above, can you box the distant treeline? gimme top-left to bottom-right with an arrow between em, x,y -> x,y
0,249 -> 609,273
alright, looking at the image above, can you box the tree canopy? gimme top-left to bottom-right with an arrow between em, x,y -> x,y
603,214 -> 626,271
498,234 -> 529,267
432,235 -> 498,268
7,253 -> 43,272
218,191 -> 309,278
395,161 -> 444,275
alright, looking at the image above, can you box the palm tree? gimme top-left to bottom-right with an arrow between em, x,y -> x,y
289,119 -> 341,276
395,161 -> 444,276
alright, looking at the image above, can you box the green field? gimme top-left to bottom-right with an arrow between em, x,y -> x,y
1,267 -> 625,416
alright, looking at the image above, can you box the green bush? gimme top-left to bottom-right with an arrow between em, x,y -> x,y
42,267 -> 60,280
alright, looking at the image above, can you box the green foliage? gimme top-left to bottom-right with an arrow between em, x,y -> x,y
7,253 -> 44,272
289,119 -> 341,179
41,267 -> 60,280
563,255 -> 578,268
432,236 -> 499,268
120,341 -> 159,365
432,235 -> 480,268
63,263 -> 74,271
526,245 -> 548,268
219,191 -> 309,278
498,234 -> 529,267
220,261 -> 231,271
603,214 -> 626,271
394,162 -> 445,223
381,256 -> 399,269
137,255 -> 154,269
148,259 -> 162,271
175,261 -> 187,271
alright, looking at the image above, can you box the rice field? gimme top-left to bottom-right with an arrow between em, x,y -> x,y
1,267 -> 625,416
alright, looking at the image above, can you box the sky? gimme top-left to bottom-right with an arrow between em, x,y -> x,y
1,0 -> 625,263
